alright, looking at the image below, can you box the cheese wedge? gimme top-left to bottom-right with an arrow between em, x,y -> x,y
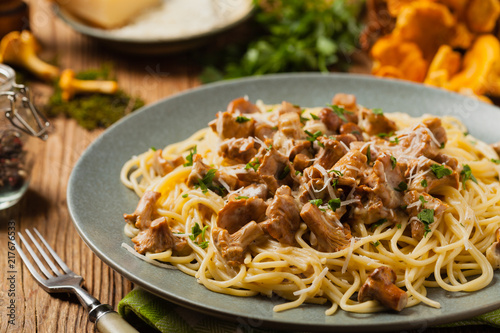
55,0 -> 161,29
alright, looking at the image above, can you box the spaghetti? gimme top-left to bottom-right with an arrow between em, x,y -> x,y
120,94 -> 500,314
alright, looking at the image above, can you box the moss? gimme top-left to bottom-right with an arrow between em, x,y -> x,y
44,65 -> 144,130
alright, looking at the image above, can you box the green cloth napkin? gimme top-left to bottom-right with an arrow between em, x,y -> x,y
118,287 -> 279,333
118,287 -> 500,333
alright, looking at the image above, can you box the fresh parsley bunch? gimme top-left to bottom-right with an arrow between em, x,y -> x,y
201,0 -> 364,82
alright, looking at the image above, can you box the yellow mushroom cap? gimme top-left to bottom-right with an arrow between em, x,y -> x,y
0,30 -> 59,81
448,34 -> 500,96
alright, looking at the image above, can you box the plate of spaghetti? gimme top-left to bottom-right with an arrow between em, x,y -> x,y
68,73 -> 500,332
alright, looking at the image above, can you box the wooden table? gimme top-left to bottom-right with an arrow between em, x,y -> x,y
0,1 -> 498,332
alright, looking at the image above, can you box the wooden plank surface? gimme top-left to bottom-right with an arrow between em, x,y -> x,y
0,0 -> 498,332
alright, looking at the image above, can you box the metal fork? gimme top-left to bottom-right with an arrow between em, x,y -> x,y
14,228 -> 138,333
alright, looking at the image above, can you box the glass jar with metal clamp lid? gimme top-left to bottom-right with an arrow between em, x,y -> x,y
0,64 -> 50,209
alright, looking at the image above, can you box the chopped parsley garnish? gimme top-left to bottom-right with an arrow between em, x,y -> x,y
184,146 -> 197,166
235,196 -> 249,200
430,164 -> 452,179
245,159 -> 260,171
366,145 -> 372,165
418,195 -> 427,206
190,223 -> 206,240
389,137 -> 399,144
460,164 -> 477,190
328,198 -> 341,211
329,104 -> 348,121
376,131 -> 394,138
397,223 -> 402,229
150,146 -> 157,151
278,165 -> 291,180
266,144 -> 273,151
310,199 -> 323,206
182,193 -> 189,198
194,169 -> 225,196
373,241 -> 380,247
390,156 -> 397,169
464,132 -> 469,136
195,169 -> 216,193
300,115 -> 310,123
305,130 -> 324,146
235,116 -> 251,123
371,218 -> 387,231
351,130 -> 361,135
417,208 -> 435,237
295,170 -> 303,176
329,169 -> 343,176
331,178 -> 338,188
190,223 -> 209,248
372,108 -> 383,115
310,113 -> 320,120
491,158 -> 500,164
440,142 -> 445,149
198,241 -> 209,249
421,179 -> 428,187
395,181 -> 408,192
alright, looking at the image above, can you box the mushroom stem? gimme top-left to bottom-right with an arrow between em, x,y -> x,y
73,79 -> 118,94
0,30 -> 59,81
24,55 -> 59,81
59,69 -> 119,101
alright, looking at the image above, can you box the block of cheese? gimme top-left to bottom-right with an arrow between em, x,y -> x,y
54,0 -> 161,29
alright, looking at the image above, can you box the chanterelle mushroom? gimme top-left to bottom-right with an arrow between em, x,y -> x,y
358,266 -> 408,312
59,69 -> 119,101
447,34 -> 500,97
486,228 -> 500,269
212,221 -> 264,267
0,30 -> 59,81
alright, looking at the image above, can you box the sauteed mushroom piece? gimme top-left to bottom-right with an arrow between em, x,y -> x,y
358,266 -> 408,311
486,228 -> 500,269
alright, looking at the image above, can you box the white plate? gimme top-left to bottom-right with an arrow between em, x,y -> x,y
53,0 -> 254,55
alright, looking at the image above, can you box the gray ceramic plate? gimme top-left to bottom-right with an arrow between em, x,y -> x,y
67,73 -> 500,332
52,2 -> 254,55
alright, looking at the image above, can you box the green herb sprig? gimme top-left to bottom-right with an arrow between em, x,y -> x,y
417,208 -> 435,237
190,223 -> 209,249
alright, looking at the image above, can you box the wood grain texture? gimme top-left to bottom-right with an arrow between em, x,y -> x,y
0,0 -> 498,332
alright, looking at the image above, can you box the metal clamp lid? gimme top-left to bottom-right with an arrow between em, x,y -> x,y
1,82 -> 50,140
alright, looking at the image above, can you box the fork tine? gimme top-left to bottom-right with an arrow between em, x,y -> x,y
18,232 -> 55,279
25,229 -> 62,277
34,228 -> 72,274
14,233 -> 51,284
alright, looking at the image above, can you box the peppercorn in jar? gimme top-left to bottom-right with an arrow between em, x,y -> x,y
0,64 -> 49,209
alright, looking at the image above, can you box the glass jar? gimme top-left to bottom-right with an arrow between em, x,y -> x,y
0,64 -> 49,209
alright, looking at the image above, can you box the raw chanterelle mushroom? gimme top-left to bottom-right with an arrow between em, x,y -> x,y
59,69 -> 119,101
0,30 -> 60,81
358,266 -> 408,312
